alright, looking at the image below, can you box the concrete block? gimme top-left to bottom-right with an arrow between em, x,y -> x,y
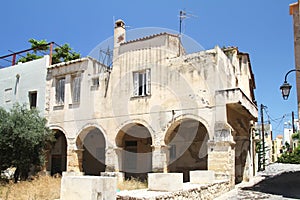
62,171 -> 84,176
190,170 -> 215,184
100,172 -> 125,183
60,176 -> 117,200
148,173 -> 183,192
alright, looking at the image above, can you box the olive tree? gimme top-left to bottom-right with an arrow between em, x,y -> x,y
0,104 -> 53,182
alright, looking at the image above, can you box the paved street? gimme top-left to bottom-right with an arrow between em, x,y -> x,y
215,163 -> 300,200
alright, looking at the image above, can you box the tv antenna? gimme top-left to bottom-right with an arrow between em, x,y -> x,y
178,10 -> 198,56
99,47 -> 113,68
178,10 -> 198,36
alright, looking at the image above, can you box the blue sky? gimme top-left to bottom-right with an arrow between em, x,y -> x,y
0,0 -> 297,136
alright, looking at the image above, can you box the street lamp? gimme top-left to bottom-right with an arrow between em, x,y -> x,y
280,69 -> 300,100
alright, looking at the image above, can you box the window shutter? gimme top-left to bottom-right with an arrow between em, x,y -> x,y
146,69 -> 151,95
55,80 -> 59,103
133,72 -> 139,96
56,78 -> 65,104
72,76 -> 80,103
60,78 -> 65,103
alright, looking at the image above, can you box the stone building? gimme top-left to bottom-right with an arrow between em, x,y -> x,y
44,19 -> 257,185
290,1 -> 300,117
254,123 -> 273,166
272,135 -> 283,162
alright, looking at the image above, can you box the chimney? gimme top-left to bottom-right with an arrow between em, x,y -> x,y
113,19 -> 126,57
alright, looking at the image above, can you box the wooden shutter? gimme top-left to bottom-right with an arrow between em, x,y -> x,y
55,79 -> 59,103
60,78 -> 65,103
56,78 -> 65,104
146,69 -> 151,95
73,76 -> 81,103
133,72 -> 139,96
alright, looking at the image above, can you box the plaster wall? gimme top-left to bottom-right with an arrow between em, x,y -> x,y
46,33 -> 257,184
0,55 -> 49,113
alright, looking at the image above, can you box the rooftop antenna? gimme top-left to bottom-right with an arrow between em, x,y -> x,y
179,10 -> 198,35
179,10 -> 186,37
99,47 -> 113,68
178,10 -> 198,56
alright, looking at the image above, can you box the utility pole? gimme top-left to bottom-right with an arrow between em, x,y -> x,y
292,111 -> 295,134
260,104 -> 265,171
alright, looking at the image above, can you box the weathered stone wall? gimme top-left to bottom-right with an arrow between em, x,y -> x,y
45,23 -> 257,183
290,2 -> 300,122
117,180 -> 231,200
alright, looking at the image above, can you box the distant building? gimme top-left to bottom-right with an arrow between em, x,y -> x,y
283,119 -> 299,147
254,123 -> 273,167
283,126 -> 293,146
272,135 -> 283,162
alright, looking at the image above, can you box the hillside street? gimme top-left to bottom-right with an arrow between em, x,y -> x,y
215,163 -> 300,200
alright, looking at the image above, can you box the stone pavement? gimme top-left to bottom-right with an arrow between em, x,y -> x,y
215,163 -> 300,200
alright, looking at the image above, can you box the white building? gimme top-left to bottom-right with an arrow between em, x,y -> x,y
0,55 -> 50,113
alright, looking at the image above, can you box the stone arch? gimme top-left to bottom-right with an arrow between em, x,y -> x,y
76,123 -> 108,150
164,116 -> 210,182
75,124 -> 107,176
47,127 -> 67,176
164,114 -> 210,143
115,119 -> 155,146
115,121 -> 153,180
48,125 -> 67,137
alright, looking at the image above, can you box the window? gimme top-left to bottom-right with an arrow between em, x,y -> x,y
133,69 -> 150,97
71,75 -> 81,103
91,77 -> 99,90
56,77 -> 65,104
92,78 -> 99,87
29,91 -> 37,109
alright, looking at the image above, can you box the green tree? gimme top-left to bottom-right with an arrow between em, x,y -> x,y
0,104 -> 54,182
17,39 -> 48,63
52,43 -> 80,64
17,52 -> 43,63
277,145 -> 300,164
17,38 -> 81,64
292,131 -> 300,140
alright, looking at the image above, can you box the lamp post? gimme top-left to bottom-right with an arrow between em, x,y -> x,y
280,69 -> 300,100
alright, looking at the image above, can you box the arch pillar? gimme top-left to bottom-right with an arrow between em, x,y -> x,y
105,146 -> 118,172
151,145 -> 169,173
208,122 -> 235,187
67,148 -> 84,173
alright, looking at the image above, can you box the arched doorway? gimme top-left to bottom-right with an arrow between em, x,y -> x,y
47,130 -> 67,176
77,127 -> 106,176
165,119 -> 209,182
116,123 -> 152,180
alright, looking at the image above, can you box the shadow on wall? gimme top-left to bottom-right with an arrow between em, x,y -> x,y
242,171 -> 300,199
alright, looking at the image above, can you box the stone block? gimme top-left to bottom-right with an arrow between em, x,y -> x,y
148,173 -> 183,192
62,171 -> 84,176
190,170 -> 215,184
100,171 -> 125,183
60,176 -> 117,200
